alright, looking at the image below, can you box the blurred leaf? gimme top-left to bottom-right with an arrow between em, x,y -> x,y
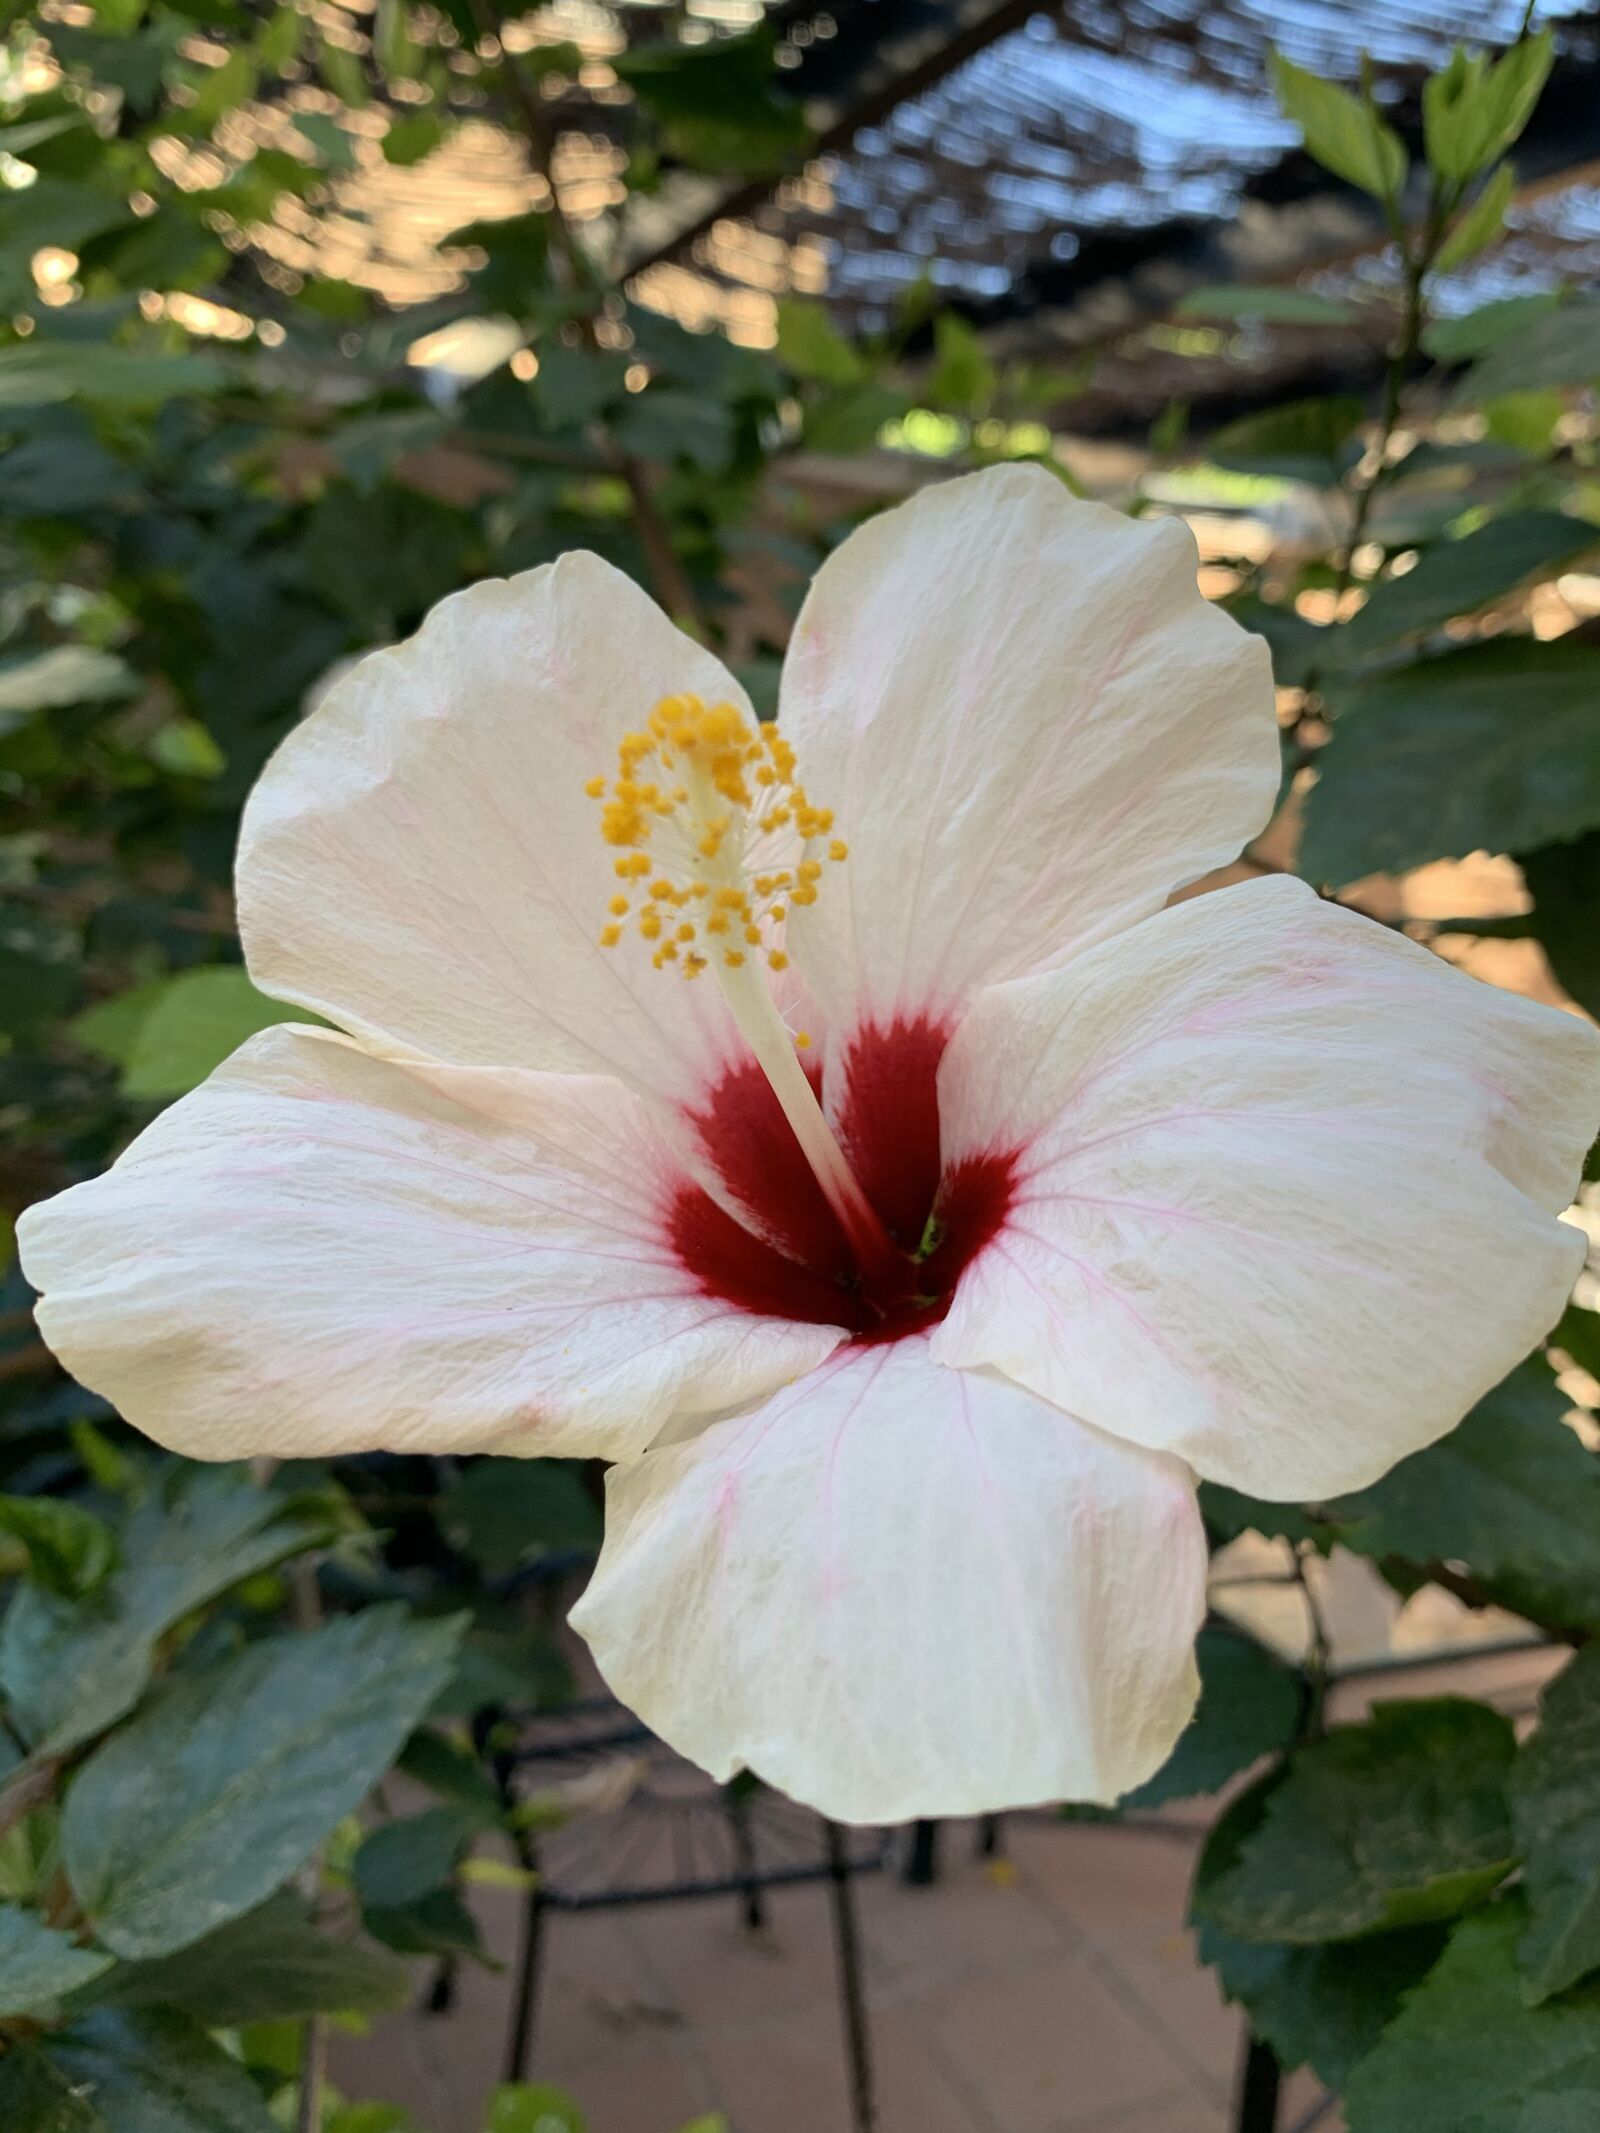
1199,1483 -> 1339,1552
1343,1900 -> 1600,2133
444,210 -> 549,312
1270,52 -> 1406,201
304,483 -> 474,628
1422,292 -> 1563,362
1200,1920 -> 1447,2085
1423,32 -> 1553,184
1337,511 -> 1596,657
1301,639 -> 1600,882
1436,162 -> 1516,272
0,177 -> 129,258
74,965 -> 304,1099
361,1882 -> 484,1960
804,381 -> 907,454
1192,1700 -> 1516,1944
0,1466 -> 336,1756
1513,1648 -> 1600,2003
397,1729 -> 503,1822
0,1494 -> 115,1599
0,646 -> 136,725
1483,388 -> 1566,454
0,342 -> 225,410
613,30 -> 807,173
0,2044 -> 102,2130
382,111 -> 444,166
441,1459 -> 600,1572
928,313 -> 996,415
775,298 -> 865,387
80,1890 -> 411,2024
64,1606 -> 464,1959
485,2087 -> 586,2133
1178,286 -> 1356,325
1209,394 -> 1365,485
1325,1361 -> 1600,1636
30,2009 -> 279,2132
0,1904 -> 113,2015
1521,834 -> 1600,1016
1451,302 -> 1600,405
611,386 -> 734,470
292,110 -> 356,171
1121,1628 -> 1301,1809
352,1808 -> 473,1913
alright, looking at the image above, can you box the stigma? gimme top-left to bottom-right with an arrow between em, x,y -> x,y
586,693 -> 846,979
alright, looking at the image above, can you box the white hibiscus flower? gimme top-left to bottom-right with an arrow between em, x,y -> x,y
20,466 -> 1599,1823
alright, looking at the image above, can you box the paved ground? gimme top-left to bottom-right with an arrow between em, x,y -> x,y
334,1555 -> 1560,2133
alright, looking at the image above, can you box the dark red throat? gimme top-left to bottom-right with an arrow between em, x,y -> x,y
668,1013 -> 1016,1344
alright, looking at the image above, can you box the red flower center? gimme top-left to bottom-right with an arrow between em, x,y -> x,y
668,1013 -> 1016,1344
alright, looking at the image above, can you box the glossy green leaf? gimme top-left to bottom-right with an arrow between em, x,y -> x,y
1270,52 -> 1406,201
1344,1900 -> 1600,2133
1301,638 -> 1600,883
1121,1627 -> 1301,1809
441,1459 -> 600,1572
0,1494 -> 115,1598
64,1606 -> 463,1958
1325,1360 -> 1600,1636
38,2009 -> 279,2133
1513,1649 -> 1600,2003
79,1890 -> 412,2025
84,965 -> 302,1098
0,1904 -> 112,2015
0,1466 -> 335,1756
1192,1700 -> 1516,1945
353,1808 -> 474,1913
1199,1920 -> 1446,2085
1337,511 -> 1596,657
0,342 -> 225,410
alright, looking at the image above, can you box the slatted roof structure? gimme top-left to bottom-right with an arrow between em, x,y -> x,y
625,0 -> 1600,433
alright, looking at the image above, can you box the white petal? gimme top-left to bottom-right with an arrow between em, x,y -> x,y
17,1027 -> 843,1464
933,876 -> 1600,1501
238,556 -> 755,1101
778,464 -> 1278,1029
569,1338 -> 1206,1823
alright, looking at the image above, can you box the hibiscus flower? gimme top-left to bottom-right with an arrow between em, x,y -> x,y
20,466 -> 1598,1823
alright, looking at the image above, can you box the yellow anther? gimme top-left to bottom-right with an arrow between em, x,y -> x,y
798,860 -> 822,883
707,914 -> 729,937
676,922 -> 696,944
724,951 -> 745,968
768,949 -> 789,972
744,924 -> 762,946
584,775 -> 605,799
769,904 -> 786,923
795,1030 -> 811,1048
640,911 -> 662,941
599,923 -> 623,948
828,839 -> 848,862
608,894 -> 629,918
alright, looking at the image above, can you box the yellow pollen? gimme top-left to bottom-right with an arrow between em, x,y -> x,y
795,1029 -> 811,1047
584,692 -> 846,980
768,949 -> 789,972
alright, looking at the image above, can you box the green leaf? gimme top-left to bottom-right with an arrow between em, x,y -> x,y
382,111 -> 443,167
0,1904 -> 112,2015
1177,286 -> 1357,326
1451,302 -> 1600,406
1199,1920 -> 1447,2086
1192,1700 -> 1516,1945
1337,511 -> 1596,658
290,110 -> 356,171
396,1729 -> 503,1822
1209,393 -> 1366,486
485,2085 -> 586,2133
73,966 -> 304,1099
303,483 -> 474,629
1436,162 -> 1516,272
1270,52 -> 1407,202
0,342 -> 225,410
353,1808 -> 473,1913
775,298 -> 865,386
1325,1361 -> 1600,1637
1199,1481 -> 1339,1552
1513,1648 -> 1600,2003
1423,32 -> 1554,184
1343,1900 -> 1600,2133
611,386 -> 734,470
613,30 -> 808,173
803,380 -> 907,454
0,1466 -> 335,1756
928,313 -> 996,415
63,1606 -> 463,1959
1522,835 -> 1600,1018
1422,292 -> 1563,362
0,1495 -> 115,1599
1300,638 -> 1600,883
1121,1628 -> 1301,1809
441,1459 -> 600,1573
0,178 -> 130,258
0,646 -> 136,725
79,1890 -> 411,2025
37,2009 -> 279,2133
0,2046 -> 103,2131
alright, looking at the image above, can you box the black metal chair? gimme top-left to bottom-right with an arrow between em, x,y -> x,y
489,1699 -> 888,2132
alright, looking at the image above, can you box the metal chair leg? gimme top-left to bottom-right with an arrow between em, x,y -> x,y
1235,2033 -> 1281,2133
903,1818 -> 940,1885
825,1823 -> 876,2133
727,1787 -> 768,1930
503,1873 -> 546,2084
